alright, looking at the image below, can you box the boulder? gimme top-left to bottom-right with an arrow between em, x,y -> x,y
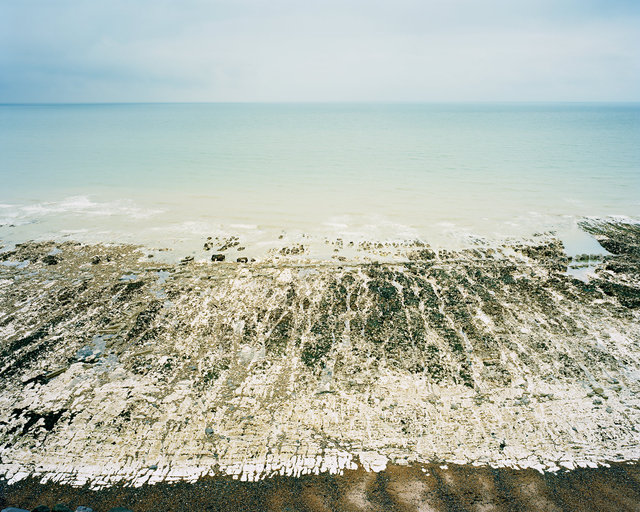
52,506 -> 73,512
42,255 -> 59,265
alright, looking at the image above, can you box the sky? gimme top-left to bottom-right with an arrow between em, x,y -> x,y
1,0 -> 639,103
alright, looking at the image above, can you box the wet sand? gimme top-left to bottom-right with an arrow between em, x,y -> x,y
2,462 -> 640,511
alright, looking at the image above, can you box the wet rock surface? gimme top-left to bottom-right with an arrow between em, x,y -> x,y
579,220 -> 640,308
0,221 -> 639,489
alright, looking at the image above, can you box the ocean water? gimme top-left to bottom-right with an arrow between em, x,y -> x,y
0,103 -> 638,258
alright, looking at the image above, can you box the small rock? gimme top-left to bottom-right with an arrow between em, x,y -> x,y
75,508 -> 93,512
91,256 -> 101,265
450,403 -> 459,410
211,254 -> 225,262
45,367 -> 67,380
593,398 -> 603,405
52,506 -> 73,512
180,256 -> 194,264
205,427 -> 214,435
42,255 -> 60,265
592,386 -> 606,397
149,464 -> 158,470
606,406 -> 613,413
236,257 -> 248,263
237,246 -> 245,251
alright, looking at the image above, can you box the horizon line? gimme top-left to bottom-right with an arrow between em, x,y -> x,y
1,100 -> 640,107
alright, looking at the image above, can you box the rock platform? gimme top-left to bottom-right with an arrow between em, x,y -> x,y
0,220 -> 639,489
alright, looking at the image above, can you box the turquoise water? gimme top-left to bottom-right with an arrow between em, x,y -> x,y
0,103 -> 638,254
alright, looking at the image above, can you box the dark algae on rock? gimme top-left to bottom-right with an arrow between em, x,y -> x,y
579,220 -> 640,308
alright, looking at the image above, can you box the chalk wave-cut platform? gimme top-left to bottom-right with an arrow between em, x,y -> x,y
0,219 -> 639,489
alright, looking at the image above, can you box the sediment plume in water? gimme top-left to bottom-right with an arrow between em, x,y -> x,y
0,220 -> 638,503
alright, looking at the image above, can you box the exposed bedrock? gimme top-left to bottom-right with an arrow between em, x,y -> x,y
0,220 -> 639,487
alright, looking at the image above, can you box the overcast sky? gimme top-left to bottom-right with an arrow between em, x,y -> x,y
1,0 -> 639,102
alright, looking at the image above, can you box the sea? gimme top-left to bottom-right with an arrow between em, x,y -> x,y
1,103 -> 638,260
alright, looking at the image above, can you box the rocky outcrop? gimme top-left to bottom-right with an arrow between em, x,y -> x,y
0,221 -> 638,488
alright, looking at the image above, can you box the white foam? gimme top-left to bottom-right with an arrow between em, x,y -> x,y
17,196 -> 161,219
229,223 -> 259,230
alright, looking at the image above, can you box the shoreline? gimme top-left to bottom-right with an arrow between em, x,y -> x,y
3,461 -> 640,512
0,219 -> 638,494
2,192 -> 635,267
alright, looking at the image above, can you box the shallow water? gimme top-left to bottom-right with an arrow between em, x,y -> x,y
1,103 -> 638,255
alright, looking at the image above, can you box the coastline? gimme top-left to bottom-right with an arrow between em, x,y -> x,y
3,461 -> 640,512
0,219 -> 638,497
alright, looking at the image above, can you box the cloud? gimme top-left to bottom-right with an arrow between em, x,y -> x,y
1,0 -> 639,102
